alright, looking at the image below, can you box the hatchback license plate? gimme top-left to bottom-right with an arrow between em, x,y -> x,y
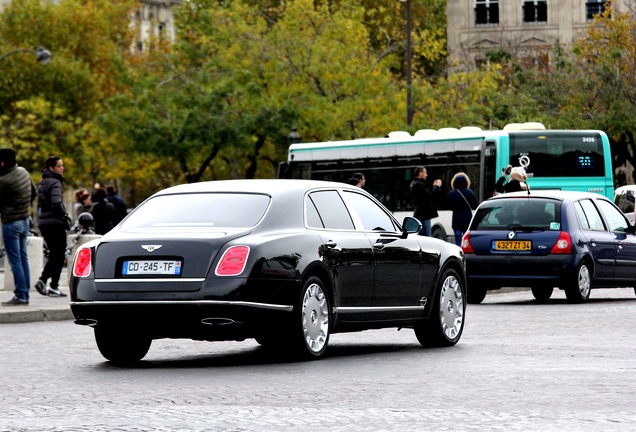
122,260 -> 182,275
493,240 -> 531,251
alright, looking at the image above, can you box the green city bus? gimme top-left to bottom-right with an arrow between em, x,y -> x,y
280,122 -> 614,243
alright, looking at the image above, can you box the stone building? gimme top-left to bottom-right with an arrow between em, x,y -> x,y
0,0 -> 181,51
132,0 -> 181,51
447,0 -> 632,70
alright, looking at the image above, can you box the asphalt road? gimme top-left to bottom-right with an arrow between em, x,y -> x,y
1,287 -> 635,431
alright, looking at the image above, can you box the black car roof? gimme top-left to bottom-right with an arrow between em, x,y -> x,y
154,179 -> 361,196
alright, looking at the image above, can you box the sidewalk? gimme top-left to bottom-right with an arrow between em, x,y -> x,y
0,268 -> 73,324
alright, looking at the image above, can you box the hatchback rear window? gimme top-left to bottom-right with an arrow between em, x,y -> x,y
121,193 -> 271,229
471,198 -> 561,230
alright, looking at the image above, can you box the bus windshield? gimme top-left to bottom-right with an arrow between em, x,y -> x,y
509,131 -> 605,178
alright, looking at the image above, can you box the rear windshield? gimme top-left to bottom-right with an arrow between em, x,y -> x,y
121,193 -> 271,230
471,198 -> 561,230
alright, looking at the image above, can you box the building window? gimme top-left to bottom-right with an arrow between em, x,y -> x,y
523,1 -> 547,24
475,0 -> 499,26
586,1 -> 608,21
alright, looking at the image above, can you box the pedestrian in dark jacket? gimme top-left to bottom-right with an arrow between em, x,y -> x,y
447,172 -> 478,246
0,148 -> 37,306
410,166 -> 442,236
91,188 -> 115,235
34,156 -> 68,298
106,184 -> 127,225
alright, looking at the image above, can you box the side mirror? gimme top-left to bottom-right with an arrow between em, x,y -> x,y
625,224 -> 636,234
402,217 -> 422,238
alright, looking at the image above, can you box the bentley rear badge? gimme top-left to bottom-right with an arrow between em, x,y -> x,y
141,245 -> 162,252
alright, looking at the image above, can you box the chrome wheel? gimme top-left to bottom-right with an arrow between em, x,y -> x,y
438,274 -> 464,341
576,265 -> 591,298
415,268 -> 465,347
565,261 -> 591,303
301,281 -> 329,355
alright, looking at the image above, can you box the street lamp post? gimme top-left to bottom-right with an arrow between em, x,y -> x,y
400,0 -> 413,126
288,125 -> 302,145
0,46 -> 52,64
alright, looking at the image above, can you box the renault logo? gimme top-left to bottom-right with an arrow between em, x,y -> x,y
141,245 -> 162,252
508,232 -> 515,239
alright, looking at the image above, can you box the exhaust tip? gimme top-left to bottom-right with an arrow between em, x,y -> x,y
201,317 -> 237,326
74,318 -> 98,327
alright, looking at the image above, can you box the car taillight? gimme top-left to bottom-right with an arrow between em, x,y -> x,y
461,231 -> 474,253
73,247 -> 92,277
215,246 -> 250,276
550,231 -> 572,254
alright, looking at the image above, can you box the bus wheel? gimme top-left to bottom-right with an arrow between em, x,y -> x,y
432,227 -> 446,241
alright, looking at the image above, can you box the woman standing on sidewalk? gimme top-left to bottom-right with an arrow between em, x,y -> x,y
34,156 -> 68,298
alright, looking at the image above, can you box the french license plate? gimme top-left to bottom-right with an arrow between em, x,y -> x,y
122,260 -> 182,275
492,240 -> 531,251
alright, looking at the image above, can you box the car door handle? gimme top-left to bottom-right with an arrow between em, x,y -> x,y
325,241 -> 337,248
373,242 -> 385,250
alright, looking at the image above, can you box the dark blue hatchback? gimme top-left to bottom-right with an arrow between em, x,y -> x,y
462,191 -> 636,303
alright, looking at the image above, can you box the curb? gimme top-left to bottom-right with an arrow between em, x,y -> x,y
0,307 -> 74,324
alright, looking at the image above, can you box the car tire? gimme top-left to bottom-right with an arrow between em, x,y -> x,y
531,286 -> 554,302
289,276 -> 330,359
94,327 -> 152,364
414,268 -> 465,347
564,261 -> 591,303
467,284 -> 487,304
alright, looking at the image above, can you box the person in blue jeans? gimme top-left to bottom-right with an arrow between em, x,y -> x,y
0,148 -> 37,306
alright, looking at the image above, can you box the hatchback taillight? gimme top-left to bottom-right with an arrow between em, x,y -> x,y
73,247 -> 92,277
550,231 -> 572,254
461,231 -> 474,253
215,246 -> 250,276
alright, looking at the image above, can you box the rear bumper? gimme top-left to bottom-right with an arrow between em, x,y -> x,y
465,254 -> 579,289
70,275 -> 300,340
70,299 -> 293,340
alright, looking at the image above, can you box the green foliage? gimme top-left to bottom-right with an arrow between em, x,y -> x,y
5,0 -> 636,202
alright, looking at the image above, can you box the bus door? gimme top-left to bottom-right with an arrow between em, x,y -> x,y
482,140 -> 497,202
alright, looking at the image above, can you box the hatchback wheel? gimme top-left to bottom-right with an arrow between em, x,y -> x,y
290,276 -> 330,359
565,261 -> 591,303
531,286 -> 554,302
94,326 -> 151,364
415,268 -> 465,347
467,284 -> 487,304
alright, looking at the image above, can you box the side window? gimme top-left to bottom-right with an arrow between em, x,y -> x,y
523,0 -> 547,23
596,199 -> 629,232
307,190 -> 355,230
305,196 -> 324,228
615,190 -> 635,214
342,190 -> 398,232
475,0 -> 499,26
575,199 -> 605,231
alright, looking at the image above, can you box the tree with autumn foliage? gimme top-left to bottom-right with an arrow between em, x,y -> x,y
0,0 -> 138,189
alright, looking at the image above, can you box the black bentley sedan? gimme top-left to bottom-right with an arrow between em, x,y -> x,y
70,179 -> 466,363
